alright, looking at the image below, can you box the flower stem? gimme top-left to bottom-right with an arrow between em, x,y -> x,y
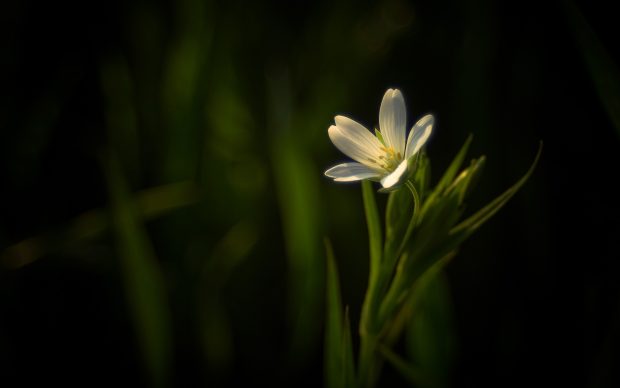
358,334 -> 378,388
358,181 -> 422,388
374,181 -> 422,330
395,180 -> 421,259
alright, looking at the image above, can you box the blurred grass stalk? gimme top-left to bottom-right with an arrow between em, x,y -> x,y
103,153 -> 172,388
0,181 -> 199,269
199,220 -> 259,372
268,70 -> 325,369
100,45 -> 176,386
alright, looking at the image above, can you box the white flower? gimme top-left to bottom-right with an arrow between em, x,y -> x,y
324,88 -> 434,190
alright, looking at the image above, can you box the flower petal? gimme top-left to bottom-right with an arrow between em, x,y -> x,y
405,114 -> 434,159
328,117 -> 383,166
325,162 -> 382,182
380,159 -> 409,189
379,89 -> 407,154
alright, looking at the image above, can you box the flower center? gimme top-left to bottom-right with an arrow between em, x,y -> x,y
367,146 -> 402,172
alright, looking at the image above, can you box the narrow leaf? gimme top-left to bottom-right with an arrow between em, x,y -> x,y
384,186 -> 413,259
325,239 -> 345,388
269,77 -> 324,363
104,153 -> 172,387
1,181 -> 199,269
342,308 -> 356,388
434,134 -> 473,194
411,151 -> 431,199
451,142 -> 542,236
447,156 -> 486,204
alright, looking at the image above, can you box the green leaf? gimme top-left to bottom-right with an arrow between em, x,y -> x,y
434,134 -> 473,195
384,186 -> 413,261
382,252 -> 455,347
342,308 -> 356,388
386,181 -> 423,271
447,156 -> 486,205
451,142 -> 542,236
411,151 -> 431,199
378,193 -> 462,325
324,239 -> 355,388
420,135 -> 472,220
104,153 -> 172,388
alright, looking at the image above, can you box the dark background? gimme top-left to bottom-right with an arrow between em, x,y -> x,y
1,0 -> 619,387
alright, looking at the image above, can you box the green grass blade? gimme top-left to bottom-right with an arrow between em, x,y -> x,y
269,75 -> 324,365
451,142 -> 542,236
104,153 -> 172,388
447,156 -> 486,205
411,151 -> 431,199
1,181 -> 199,269
324,240 -> 353,388
384,186 -> 413,260
272,136 -> 324,361
343,308 -> 356,388
434,134 -> 473,194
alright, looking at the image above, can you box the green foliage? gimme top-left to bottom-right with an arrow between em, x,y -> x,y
324,239 -> 355,388
2,3 -> 558,386
269,77 -> 325,366
104,154 -> 172,388
325,137 -> 541,387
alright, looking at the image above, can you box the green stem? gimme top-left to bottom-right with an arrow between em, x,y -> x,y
358,180 -> 422,388
394,180 -> 421,262
358,334 -> 378,388
358,181 -> 383,388
375,181 -> 422,328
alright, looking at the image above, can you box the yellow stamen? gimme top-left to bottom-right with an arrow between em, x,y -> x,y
376,145 -> 402,172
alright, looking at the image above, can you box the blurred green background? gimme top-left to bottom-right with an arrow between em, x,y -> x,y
1,0 -> 619,387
